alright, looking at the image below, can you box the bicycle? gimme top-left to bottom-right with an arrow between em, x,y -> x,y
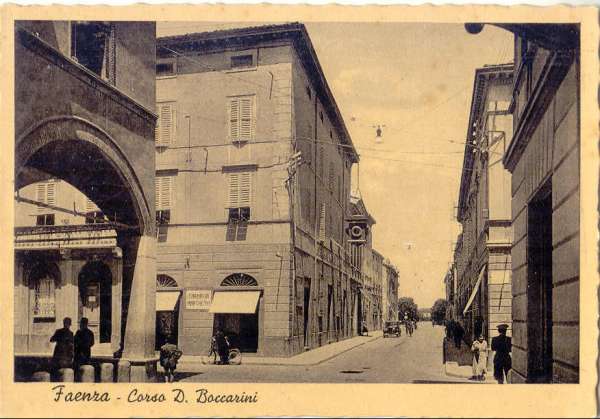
201,337 -> 242,365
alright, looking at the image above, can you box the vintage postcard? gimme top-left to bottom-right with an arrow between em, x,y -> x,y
0,3 -> 597,418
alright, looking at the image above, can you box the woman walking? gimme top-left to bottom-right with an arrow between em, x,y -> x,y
471,335 -> 488,381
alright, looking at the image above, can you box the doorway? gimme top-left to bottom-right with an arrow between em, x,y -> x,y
527,182 -> 553,382
78,261 -> 112,343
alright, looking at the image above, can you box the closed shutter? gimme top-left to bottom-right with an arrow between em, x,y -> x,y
156,103 -> 174,146
85,197 -> 95,212
36,181 -> 55,213
155,175 -> 173,210
318,203 -> 326,242
229,96 -> 254,142
228,172 -> 252,208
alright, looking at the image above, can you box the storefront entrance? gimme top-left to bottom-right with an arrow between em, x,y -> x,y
209,273 -> 260,353
78,261 -> 112,343
155,275 -> 181,349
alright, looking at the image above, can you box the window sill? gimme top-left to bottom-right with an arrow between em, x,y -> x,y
225,67 -> 258,74
157,75 -> 177,80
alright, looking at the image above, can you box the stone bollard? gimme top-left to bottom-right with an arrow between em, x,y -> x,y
100,363 -> 114,383
117,360 -> 130,383
58,368 -> 74,382
31,371 -> 51,382
79,365 -> 95,382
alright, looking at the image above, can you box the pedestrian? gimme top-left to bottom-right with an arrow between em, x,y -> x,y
159,335 -> 183,382
74,317 -> 94,378
215,329 -> 230,365
471,334 -> 488,381
491,324 -> 512,384
453,322 -> 465,348
50,317 -> 74,375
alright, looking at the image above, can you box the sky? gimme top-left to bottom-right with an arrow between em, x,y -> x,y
158,21 -> 514,308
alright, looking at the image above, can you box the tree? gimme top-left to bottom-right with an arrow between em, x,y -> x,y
397,297 -> 418,321
431,299 -> 449,325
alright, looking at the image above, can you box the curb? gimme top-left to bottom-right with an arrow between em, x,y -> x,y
178,335 -> 382,369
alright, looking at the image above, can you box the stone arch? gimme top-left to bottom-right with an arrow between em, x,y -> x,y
15,115 -> 152,235
221,273 -> 258,287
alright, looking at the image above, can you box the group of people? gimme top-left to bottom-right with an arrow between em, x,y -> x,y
445,320 -> 512,384
49,317 -> 95,379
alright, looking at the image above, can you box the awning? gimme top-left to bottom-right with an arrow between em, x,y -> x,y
463,266 -> 486,315
209,291 -> 260,314
156,291 -> 181,311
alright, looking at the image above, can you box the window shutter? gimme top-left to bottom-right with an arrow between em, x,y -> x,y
36,183 -> 46,213
155,175 -> 173,210
36,182 -> 55,213
240,97 -> 254,141
157,103 -> 173,146
46,183 -> 56,207
318,203 -> 326,241
228,173 -> 240,208
85,197 -> 95,212
229,99 -> 240,141
238,172 -> 251,207
229,96 -> 254,142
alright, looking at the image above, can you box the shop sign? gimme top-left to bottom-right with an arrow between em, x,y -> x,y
186,290 -> 212,310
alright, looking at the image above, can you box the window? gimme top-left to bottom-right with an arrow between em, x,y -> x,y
328,163 -> 335,194
227,172 -> 252,208
84,197 -> 106,224
319,147 -> 325,180
33,274 -> 56,319
156,103 -> 175,147
230,54 -> 254,69
330,130 -> 333,140
36,214 -> 55,226
155,175 -> 173,242
319,110 -> 324,123
71,22 -> 115,84
228,96 -> 255,143
226,172 -> 252,241
157,59 -> 176,77
226,207 -> 250,241
306,86 -> 312,99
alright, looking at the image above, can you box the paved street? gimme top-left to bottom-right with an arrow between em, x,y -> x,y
174,323 -> 462,383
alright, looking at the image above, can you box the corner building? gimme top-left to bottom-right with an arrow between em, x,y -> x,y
155,24 -> 359,357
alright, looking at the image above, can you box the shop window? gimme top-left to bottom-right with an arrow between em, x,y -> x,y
229,96 -> 255,143
32,272 -> 57,320
71,21 -> 115,84
230,54 -> 254,69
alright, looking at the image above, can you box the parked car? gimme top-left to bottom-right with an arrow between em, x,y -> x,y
383,321 -> 401,338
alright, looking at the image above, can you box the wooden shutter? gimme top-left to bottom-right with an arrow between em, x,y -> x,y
155,175 -> 173,210
229,96 -> 254,142
228,172 -> 251,208
36,182 -> 55,213
156,103 -> 173,146
318,203 -> 326,242
85,197 -> 95,212
239,97 -> 254,141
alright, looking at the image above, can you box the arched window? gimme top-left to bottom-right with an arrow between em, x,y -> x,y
30,263 -> 59,319
221,273 -> 258,287
157,274 -> 178,289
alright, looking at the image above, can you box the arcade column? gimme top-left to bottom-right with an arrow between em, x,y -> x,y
122,235 -> 157,382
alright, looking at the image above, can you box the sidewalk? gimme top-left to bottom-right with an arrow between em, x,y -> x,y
442,337 -> 497,384
444,362 -> 497,384
177,331 -> 382,372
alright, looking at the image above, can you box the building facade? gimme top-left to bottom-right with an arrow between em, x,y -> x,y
502,26 -> 580,383
154,24 -> 361,357
382,259 -> 399,322
455,64 -> 514,343
14,20 -> 157,381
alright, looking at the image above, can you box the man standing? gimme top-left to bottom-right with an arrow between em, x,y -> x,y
74,317 -> 95,371
50,317 -> 74,373
215,330 -> 230,365
491,323 -> 512,384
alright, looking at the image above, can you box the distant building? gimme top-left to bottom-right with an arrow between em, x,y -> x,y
455,63 -> 514,343
383,259 -> 399,322
154,23 -> 361,357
